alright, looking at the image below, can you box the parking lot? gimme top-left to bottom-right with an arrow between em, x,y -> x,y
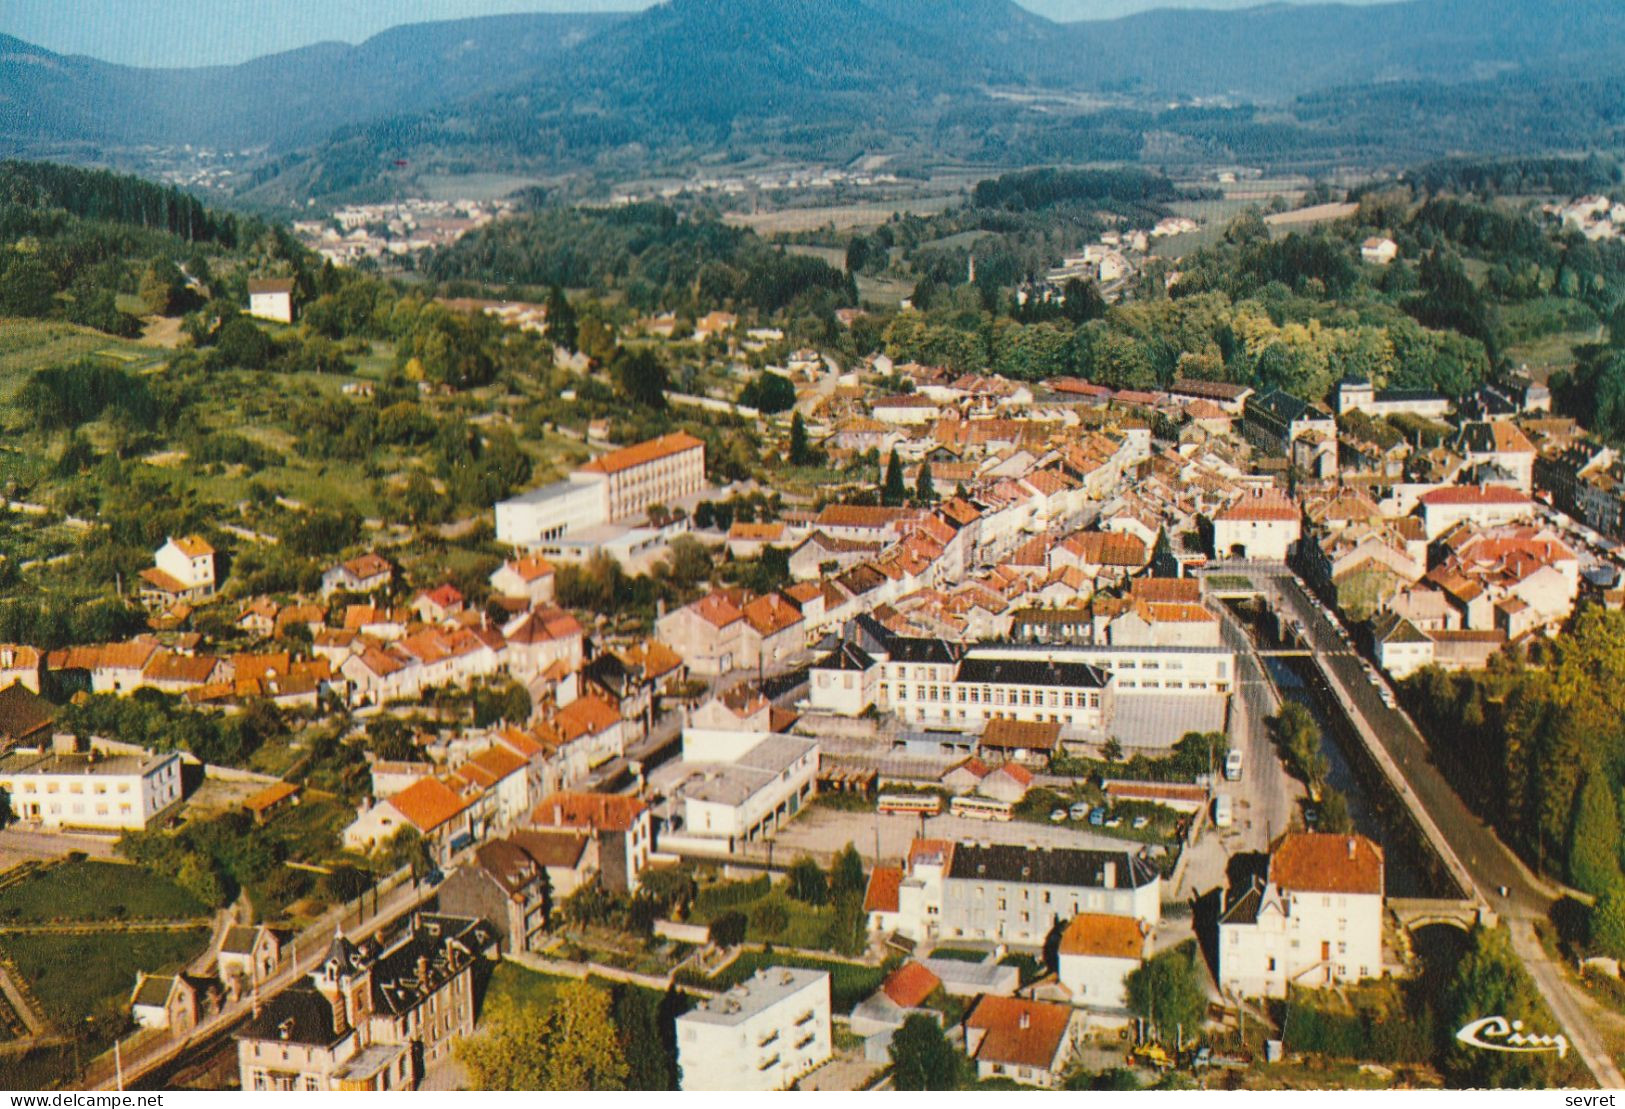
768,802 -> 1174,867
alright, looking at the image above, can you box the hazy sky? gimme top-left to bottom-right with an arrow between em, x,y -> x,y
2,0 -> 1400,68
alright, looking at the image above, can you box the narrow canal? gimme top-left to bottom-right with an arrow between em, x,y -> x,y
1229,599 -> 1460,898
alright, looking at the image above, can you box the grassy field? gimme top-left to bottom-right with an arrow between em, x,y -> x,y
0,927 -> 211,1029
0,861 -> 205,924
0,319 -> 161,402
723,193 -> 959,235
693,950 -> 888,1013
688,877 -> 854,951
483,959 -> 571,1014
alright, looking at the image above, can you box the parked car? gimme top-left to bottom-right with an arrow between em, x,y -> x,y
1069,801 -> 1091,821
1050,808 -> 1068,823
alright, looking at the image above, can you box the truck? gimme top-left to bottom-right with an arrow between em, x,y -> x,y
1212,794 -> 1234,829
1224,749 -> 1243,781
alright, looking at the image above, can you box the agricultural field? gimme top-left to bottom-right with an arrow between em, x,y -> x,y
1,928 -> 211,1030
0,860 -> 206,924
0,319 -> 164,404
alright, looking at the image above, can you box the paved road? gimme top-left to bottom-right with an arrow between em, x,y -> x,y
1254,569 -> 1623,1089
1217,601 -> 1305,855
0,828 -> 118,862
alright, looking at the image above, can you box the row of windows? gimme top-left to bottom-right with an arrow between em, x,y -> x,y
886,684 -> 1102,709
4,778 -> 138,795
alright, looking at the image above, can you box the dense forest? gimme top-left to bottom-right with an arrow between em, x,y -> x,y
424,203 -> 855,316
1404,609 -> 1625,900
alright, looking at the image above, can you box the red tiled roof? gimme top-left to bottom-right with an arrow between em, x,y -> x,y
1130,577 -> 1201,604
170,535 -> 214,557
1269,832 -> 1383,895
1058,912 -> 1149,960
690,590 -> 745,629
531,790 -> 647,833
1418,485 -> 1532,507
504,555 -> 555,583
1216,489 -> 1299,522
965,996 -> 1073,1070
882,961 -> 942,1009
742,593 -> 803,637
990,761 -> 1035,787
815,504 -> 918,530
576,432 -> 704,476
341,552 -> 392,580
243,781 -> 300,814
863,866 -> 903,914
981,718 -> 1061,752
388,777 -> 471,834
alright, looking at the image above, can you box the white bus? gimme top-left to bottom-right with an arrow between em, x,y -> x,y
877,793 -> 943,816
950,795 -> 1015,822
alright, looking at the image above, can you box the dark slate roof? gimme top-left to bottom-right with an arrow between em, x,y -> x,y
1248,389 -> 1310,424
955,656 -> 1108,689
368,914 -> 493,1018
0,682 -> 53,741
220,925 -> 259,955
1218,880 -> 1265,926
239,987 -> 342,1047
815,642 -> 875,672
132,974 -> 174,1008
946,843 -> 1158,890
883,636 -> 961,665
583,652 -> 638,694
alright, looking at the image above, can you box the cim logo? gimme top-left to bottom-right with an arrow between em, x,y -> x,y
1455,1016 -> 1569,1059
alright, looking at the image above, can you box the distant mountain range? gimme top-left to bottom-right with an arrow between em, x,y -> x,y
0,12 -> 618,150
3,0 -> 1624,198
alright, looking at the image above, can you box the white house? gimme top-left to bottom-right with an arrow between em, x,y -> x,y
882,839 -> 1161,947
0,736 -> 183,831
489,555 -> 556,605
676,968 -> 832,1091
1415,485 -> 1534,539
247,278 -> 295,324
671,730 -> 819,847
1210,489 -> 1300,561
1218,833 -> 1385,1000
963,996 -> 1083,1089
140,535 -> 217,602
1056,912 -> 1150,1013
1360,237 -> 1398,265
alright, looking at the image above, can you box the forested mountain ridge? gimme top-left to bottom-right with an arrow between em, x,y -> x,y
0,12 -> 620,151
7,0 -> 1625,198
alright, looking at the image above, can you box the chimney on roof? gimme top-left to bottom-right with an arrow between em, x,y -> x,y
1103,861 -> 1117,889
1347,837 -> 1356,859
1018,1010 -> 1031,1030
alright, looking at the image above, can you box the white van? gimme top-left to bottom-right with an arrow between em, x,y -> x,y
1224,749 -> 1243,781
1213,795 -> 1234,829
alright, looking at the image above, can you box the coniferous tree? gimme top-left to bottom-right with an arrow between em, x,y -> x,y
789,410 -> 813,466
1568,772 -> 1623,895
914,459 -> 936,502
881,449 -> 905,506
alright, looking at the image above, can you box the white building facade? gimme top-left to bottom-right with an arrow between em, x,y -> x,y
677,968 -> 832,1091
